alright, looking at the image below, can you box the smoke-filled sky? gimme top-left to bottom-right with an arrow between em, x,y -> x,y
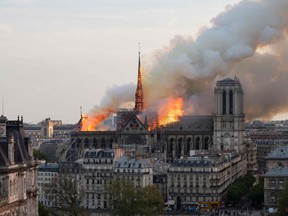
1,0 -> 288,124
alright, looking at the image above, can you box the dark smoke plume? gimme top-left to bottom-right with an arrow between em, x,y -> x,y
89,0 -> 288,121
144,0 -> 288,120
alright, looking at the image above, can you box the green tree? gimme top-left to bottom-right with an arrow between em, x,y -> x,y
248,178 -> 264,207
38,202 -> 49,216
277,181 -> 288,216
243,171 -> 256,188
226,172 -> 256,204
226,184 -> 243,202
108,180 -> 138,216
137,185 -> 164,216
44,175 -> 85,216
33,149 -> 47,160
108,180 -> 165,216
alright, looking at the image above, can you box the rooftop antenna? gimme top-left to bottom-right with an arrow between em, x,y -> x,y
138,42 -> 141,54
2,95 -> 4,116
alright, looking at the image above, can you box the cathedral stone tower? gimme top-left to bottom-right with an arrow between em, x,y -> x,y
213,77 -> 245,153
134,51 -> 144,112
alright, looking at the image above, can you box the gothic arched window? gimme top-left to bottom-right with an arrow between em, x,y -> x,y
178,138 -> 183,156
229,90 -> 233,114
204,137 -> 209,150
169,138 -> 174,153
93,138 -> 98,148
222,90 -> 226,114
196,137 -> 200,150
187,137 -> 192,154
101,138 -> 106,149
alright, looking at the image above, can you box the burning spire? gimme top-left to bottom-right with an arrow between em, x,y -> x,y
134,43 -> 144,113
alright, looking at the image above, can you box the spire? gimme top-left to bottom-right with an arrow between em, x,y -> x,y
2,95 -> 4,116
134,43 -> 144,112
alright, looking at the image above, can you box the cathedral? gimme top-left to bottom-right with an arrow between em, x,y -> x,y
62,53 -> 246,163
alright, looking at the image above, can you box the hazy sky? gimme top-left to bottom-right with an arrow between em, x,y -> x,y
0,0 -> 244,124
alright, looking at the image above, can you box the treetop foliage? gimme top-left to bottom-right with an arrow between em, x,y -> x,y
108,180 -> 164,216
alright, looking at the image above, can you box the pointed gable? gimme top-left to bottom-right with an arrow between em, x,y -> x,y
122,114 -> 147,133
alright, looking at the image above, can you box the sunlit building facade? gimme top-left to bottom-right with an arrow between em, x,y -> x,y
0,116 -> 38,215
167,152 -> 243,209
113,156 -> 153,188
37,163 -> 59,207
81,149 -> 115,209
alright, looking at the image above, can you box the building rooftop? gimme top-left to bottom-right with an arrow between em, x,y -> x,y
38,163 -> 59,171
169,153 -> 236,168
217,77 -> 242,87
163,115 -> 213,132
115,156 -> 152,169
0,115 -> 7,123
83,149 -> 115,159
264,166 -> 288,177
171,157 -> 215,167
0,116 -> 31,166
265,146 -> 288,159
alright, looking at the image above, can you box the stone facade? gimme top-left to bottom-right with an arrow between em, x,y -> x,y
113,156 -> 153,189
62,77 -> 246,166
38,163 -> 59,207
0,116 -> 38,216
251,133 -> 285,173
264,167 -> 288,209
246,141 -> 257,171
213,78 -> 245,153
265,146 -> 288,172
41,118 -> 54,139
81,149 -> 114,209
167,152 -> 243,209
263,146 -> 288,211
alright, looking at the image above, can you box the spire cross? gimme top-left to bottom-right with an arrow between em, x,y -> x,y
138,43 -> 141,54
135,43 -> 144,112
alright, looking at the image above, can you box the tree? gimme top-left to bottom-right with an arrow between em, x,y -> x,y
226,172 -> 256,204
44,175 -> 85,216
108,180 -> 138,216
137,185 -> 164,216
226,183 -> 243,203
39,202 -> 49,216
33,149 -> 47,160
248,177 -> 264,207
277,181 -> 288,216
243,171 -> 256,188
108,180 -> 164,216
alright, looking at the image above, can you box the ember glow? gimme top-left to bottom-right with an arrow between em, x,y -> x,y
158,97 -> 183,126
81,111 -> 111,131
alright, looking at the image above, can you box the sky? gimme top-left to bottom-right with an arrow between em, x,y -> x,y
3,0 -> 288,126
0,0 -> 244,124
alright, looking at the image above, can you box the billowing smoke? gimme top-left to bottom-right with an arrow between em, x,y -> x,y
87,0 -> 288,124
143,0 -> 288,120
232,40 -> 288,120
98,83 -> 136,111
82,83 -> 135,130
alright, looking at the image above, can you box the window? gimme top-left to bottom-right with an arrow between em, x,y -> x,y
196,137 -> 200,150
279,180 -> 284,189
204,137 -> 209,150
229,90 -> 233,114
270,180 -> 275,189
222,90 -> 226,114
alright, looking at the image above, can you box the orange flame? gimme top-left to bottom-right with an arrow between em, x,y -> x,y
81,110 -> 111,131
158,97 -> 183,126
